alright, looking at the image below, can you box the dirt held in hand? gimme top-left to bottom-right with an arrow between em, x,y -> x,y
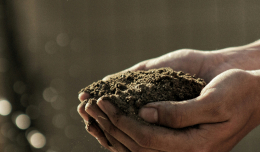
80,67 -> 206,120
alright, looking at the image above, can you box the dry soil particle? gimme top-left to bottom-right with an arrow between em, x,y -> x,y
79,67 -> 206,120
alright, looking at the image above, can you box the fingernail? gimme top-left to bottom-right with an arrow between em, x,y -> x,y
139,107 -> 158,123
78,92 -> 88,102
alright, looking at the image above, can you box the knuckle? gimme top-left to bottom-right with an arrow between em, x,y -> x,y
84,103 -> 91,111
178,48 -> 193,52
168,103 -> 183,128
84,99 -> 97,111
177,48 -> 196,55
205,95 -> 231,121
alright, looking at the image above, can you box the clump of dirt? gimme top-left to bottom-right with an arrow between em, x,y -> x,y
79,67 -> 206,119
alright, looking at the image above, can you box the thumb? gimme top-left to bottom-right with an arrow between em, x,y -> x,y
138,93 -> 228,128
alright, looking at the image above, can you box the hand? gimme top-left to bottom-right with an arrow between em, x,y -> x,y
78,41 -> 260,151
102,49 -> 224,83
78,48 -> 215,151
84,69 -> 260,152
102,40 -> 260,83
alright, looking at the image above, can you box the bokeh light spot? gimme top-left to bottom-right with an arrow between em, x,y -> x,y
13,81 -> 26,94
0,100 -> 12,116
27,130 -> 46,149
43,87 -> 58,102
15,114 -> 31,130
56,33 -> 70,47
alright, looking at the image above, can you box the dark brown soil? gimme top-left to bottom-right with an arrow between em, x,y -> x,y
79,67 -> 206,120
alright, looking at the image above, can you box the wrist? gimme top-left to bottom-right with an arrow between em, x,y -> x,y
216,41 -> 260,71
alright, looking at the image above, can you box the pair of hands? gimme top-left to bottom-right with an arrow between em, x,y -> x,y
78,47 -> 260,152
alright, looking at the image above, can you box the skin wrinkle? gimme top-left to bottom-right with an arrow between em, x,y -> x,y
196,129 -> 207,144
156,105 -> 161,127
186,129 -> 199,151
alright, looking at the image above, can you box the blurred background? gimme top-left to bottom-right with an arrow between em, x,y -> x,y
1,0 -> 260,151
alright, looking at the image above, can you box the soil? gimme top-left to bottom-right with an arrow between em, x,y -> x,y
79,67 -> 206,121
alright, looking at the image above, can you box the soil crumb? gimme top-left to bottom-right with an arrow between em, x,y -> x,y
79,67 -> 206,120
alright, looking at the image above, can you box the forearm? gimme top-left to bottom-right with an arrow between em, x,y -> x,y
247,69 -> 260,125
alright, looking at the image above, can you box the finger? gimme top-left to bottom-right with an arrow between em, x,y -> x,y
103,131 -> 131,152
138,89 -> 230,128
77,101 -> 90,121
78,100 -> 110,149
78,100 -> 114,151
85,120 -> 111,149
97,99 -> 191,151
82,101 -> 116,152
98,117 -> 158,152
78,92 -> 90,102
86,99 -> 157,152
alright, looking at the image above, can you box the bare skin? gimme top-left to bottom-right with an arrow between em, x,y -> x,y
78,40 -> 260,152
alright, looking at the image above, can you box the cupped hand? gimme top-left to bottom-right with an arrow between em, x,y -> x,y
78,43 -> 260,151
77,48 -> 214,151
83,69 -> 260,152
